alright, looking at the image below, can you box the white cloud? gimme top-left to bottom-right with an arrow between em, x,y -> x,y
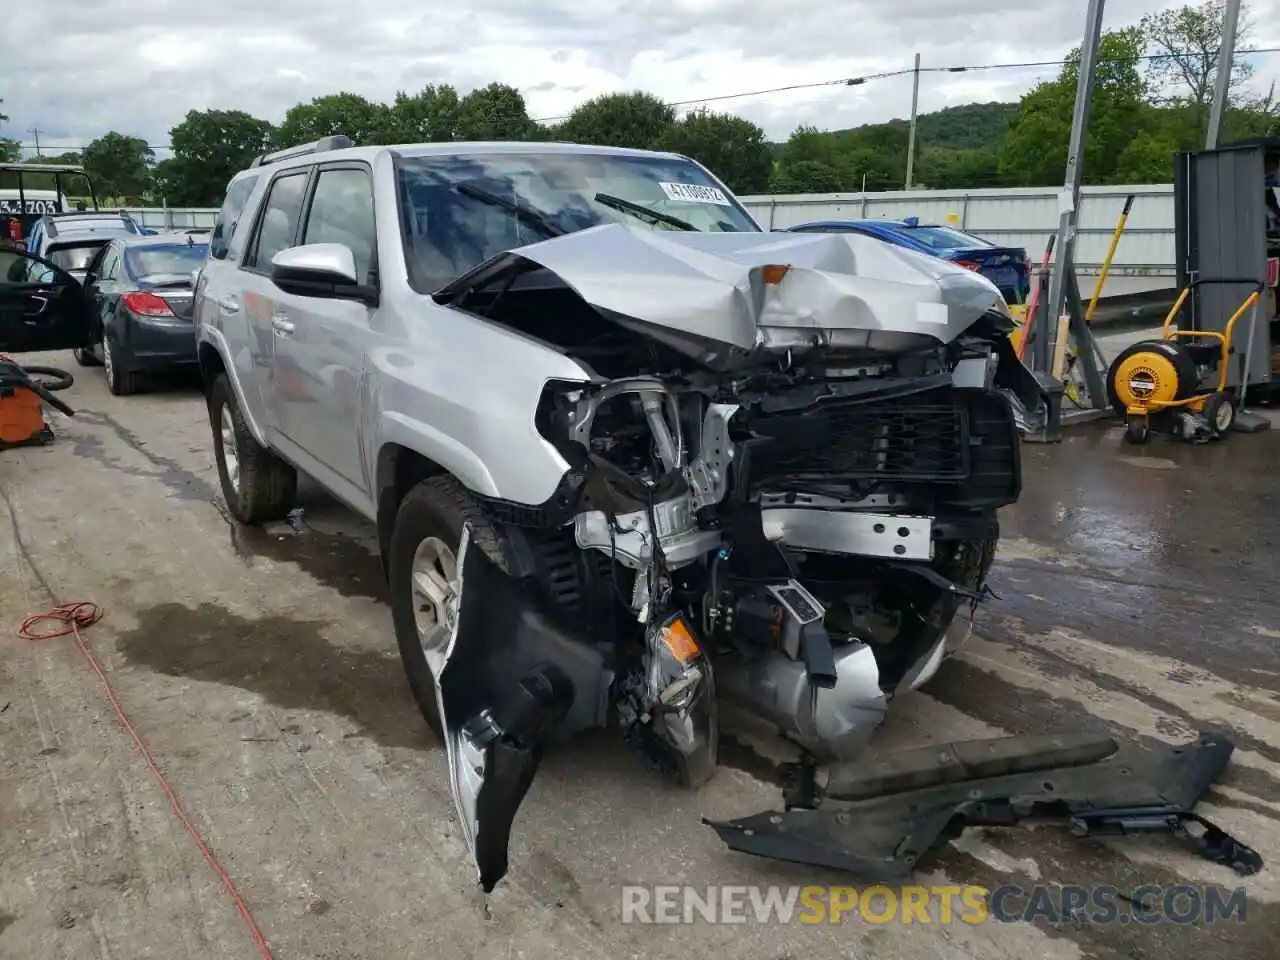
3,0 -> 1280,157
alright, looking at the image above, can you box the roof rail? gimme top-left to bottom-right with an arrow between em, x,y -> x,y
251,134 -> 354,168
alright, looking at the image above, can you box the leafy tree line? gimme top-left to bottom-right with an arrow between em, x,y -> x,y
3,1 -> 1278,205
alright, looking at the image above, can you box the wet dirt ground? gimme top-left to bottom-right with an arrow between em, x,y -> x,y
2,351 -> 1279,960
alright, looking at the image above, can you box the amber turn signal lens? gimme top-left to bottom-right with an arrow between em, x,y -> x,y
660,616 -> 701,664
761,263 -> 790,285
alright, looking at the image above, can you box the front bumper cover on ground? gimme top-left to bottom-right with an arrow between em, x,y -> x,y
706,731 -> 1262,877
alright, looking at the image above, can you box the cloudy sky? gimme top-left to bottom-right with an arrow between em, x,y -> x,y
4,0 -> 1280,157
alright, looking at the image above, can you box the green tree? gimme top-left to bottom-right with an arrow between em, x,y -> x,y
769,159 -> 843,193
164,109 -> 274,206
82,132 -> 154,202
557,91 -> 675,149
274,93 -> 395,148
655,108 -> 772,194
777,125 -> 855,185
389,85 -> 461,142
1000,28 -> 1149,186
455,83 -> 538,140
0,98 -> 18,162
914,147 -> 1005,189
1142,1 -> 1253,105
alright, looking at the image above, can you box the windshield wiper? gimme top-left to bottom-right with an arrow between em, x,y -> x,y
594,192 -> 696,231
454,181 -> 564,238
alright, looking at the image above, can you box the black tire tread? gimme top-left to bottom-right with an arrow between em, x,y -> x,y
388,474 -> 514,736
72,346 -> 101,367
209,373 -> 297,524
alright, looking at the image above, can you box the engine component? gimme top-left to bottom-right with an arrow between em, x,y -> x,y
574,496 -> 721,570
716,639 -> 887,761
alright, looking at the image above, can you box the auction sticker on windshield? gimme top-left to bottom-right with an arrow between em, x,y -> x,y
658,182 -> 732,206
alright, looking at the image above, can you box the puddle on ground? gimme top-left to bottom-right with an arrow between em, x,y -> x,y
212,499 -> 388,604
114,602 -> 432,752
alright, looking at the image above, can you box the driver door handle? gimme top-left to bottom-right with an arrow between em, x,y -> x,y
271,314 -> 295,336
216,295 -> 240,314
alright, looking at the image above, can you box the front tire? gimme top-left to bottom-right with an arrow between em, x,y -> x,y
208,373 -> 297,523
388,475 -> 514,736
73,345 -> 101,367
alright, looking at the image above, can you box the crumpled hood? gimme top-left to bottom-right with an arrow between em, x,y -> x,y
464,224 -> 1008,354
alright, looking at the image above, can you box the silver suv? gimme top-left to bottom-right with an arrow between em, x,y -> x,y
194,135 -> 1035,892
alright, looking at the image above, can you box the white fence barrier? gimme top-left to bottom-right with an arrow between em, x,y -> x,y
123,183 -> 1181,298
738,184 -> 1177,298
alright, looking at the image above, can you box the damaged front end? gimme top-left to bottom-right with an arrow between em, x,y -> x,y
427,226 -> 1255,891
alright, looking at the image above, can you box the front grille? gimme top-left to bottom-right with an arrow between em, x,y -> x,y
745,389 -> 969,483
742,387 -> 1021,507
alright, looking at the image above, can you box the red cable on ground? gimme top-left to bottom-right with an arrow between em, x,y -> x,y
19,602 -> 274,959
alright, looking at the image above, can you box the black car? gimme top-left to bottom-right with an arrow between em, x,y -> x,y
76,233 -> 208,394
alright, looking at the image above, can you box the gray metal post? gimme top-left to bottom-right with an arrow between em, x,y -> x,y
905,52 -> 921,189
1205,0 -> 1240,149
1042,0 -> 1107,374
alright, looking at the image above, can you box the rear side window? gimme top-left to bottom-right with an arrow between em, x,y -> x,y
903,225 -> 987,250
245,172 -> 310,271
47,243 -> 107,273
209,174 -> 259,261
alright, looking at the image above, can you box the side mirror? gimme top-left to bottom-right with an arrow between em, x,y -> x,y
270,243 -> 376,305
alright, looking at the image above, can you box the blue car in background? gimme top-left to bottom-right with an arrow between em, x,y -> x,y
785,216 -> 1031,304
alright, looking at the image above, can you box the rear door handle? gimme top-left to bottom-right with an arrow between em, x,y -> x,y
217,295 -> 240,314
271,314 -> 295,336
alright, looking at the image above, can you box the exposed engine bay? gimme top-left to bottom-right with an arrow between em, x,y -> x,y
422,226 -> 1258,893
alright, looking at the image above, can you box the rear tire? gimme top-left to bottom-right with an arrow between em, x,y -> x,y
102,336 -> 140,396
208,373 -> 297,523
388,475 -> 514,737
73,346 -> 101,367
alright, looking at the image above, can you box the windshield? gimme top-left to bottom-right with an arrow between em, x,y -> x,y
901,225 -> 988,251
396,151 -> 760,292
126,243 -> 208,278
47,242 -> 107,272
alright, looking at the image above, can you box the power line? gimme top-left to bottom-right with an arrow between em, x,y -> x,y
14,44 -> 1280,150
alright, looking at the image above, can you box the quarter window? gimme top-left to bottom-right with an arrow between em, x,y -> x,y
302,168 -> 376,284
246,171 -> 309,271
210,174 -> 259,261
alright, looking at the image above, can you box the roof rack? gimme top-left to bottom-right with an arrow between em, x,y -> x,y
250,134 -> 354,168
0,162 -> 88,174
44,209 -> 140,239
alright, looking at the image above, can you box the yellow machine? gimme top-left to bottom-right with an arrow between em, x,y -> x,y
1105,278 -> 1263,444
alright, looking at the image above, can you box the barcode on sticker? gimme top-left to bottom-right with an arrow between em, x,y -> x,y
658,182 -> 732,206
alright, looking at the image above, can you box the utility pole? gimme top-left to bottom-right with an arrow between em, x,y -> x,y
1205,0 -> 1240,149
1041,0 -> 1106,375
905,52 -> 921,189
29,128 -> 41,157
